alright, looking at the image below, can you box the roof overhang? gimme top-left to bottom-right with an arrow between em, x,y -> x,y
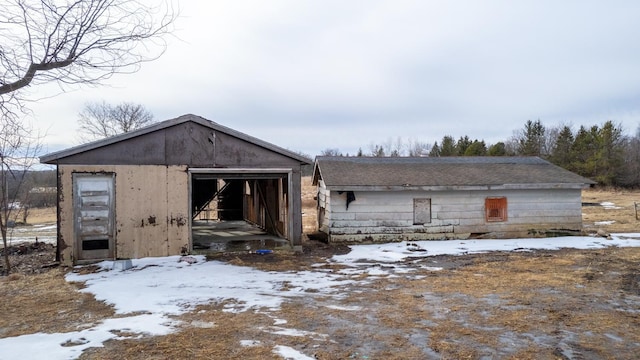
323,183 -> 591,192
189,167 -> 292,180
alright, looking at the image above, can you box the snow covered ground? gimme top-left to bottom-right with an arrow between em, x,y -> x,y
2,223 -> 57,246
1,235 -> 639,360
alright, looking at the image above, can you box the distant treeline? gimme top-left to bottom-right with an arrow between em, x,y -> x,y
5,170 -> 57,208
319,120 -> 639,187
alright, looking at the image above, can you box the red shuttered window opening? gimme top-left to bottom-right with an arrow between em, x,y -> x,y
485,197 -> 507,222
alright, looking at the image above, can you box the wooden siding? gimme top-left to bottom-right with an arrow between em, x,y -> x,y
58,165 -> 189,265
51,121 -> 304,168
317,179 -> 331,233
321,188 -> 582,243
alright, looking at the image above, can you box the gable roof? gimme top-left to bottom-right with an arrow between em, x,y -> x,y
40,114 -> 311,164
313,156 -> 595,190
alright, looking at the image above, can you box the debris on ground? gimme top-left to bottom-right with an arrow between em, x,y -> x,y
0,241 -> 57,275
178,255 -> 198,264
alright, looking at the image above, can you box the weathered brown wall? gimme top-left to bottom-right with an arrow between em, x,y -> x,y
58,165 -> 189,265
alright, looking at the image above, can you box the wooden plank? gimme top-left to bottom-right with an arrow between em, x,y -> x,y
329,232 -> 469,243
331,204 -> 413,213
329,224 -> 455,235
119,165 -> 167,258
167,165 -> 189,255
435,210 -> 482,220
329,211 -> 412,221
329,212 -> 356,221
457,215 -> 582,227
510,209 -> 581,217
354,212 -> 413,221
113,165 -> 189,259
330,219 -> 413,228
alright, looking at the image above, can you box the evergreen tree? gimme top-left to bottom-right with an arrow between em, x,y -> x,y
487,142 -> 507,156
440,136 -> 457,156
549,125 -> 574,168
456,136 -> 472,155
517,119 -> 546,156
429,142 -> 441,157
464,140 -> 487,156
595,121 -> 625,186
571,125 -> 598,178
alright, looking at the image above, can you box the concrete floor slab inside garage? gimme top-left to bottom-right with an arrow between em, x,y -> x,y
192,220 -> 290,253
190,172 -> 295,253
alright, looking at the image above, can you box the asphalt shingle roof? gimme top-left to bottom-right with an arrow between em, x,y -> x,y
314,156 -> 595,188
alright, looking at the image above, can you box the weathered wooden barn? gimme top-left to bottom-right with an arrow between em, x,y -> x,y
313,156 -> 595,242
40,114 -> 310,265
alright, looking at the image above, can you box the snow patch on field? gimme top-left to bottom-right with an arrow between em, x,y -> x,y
595,220 -> 616,225
2,223 -> 57,246
601,201 -> 622,209
273,345 -> 315,360
330,236 -> 638,264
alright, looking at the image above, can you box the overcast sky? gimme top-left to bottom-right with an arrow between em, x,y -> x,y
29,0 -> 640,158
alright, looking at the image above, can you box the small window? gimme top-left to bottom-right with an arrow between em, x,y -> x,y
485,197 -> 507,222
414,198 -> 431,225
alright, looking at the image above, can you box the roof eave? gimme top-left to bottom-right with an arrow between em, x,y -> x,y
323,183 -> 593,191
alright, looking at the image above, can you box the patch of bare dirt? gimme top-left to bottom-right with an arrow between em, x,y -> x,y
207,238 -> 351,272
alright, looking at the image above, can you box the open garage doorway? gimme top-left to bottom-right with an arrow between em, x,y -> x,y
189,169 -> 294,252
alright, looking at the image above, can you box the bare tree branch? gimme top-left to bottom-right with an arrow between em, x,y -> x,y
0,0 -> 177,114
77,101 -> 154,141
0,113 -> 44,274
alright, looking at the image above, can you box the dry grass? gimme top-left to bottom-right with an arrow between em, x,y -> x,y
19,206 -> 56,225
582,187 -> 640,233
301,176 -> 317,235
80,304 -> 278,360
0,269 -> 113,338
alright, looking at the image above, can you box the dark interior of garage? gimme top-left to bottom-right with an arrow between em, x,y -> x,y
190,173 -> 291,252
